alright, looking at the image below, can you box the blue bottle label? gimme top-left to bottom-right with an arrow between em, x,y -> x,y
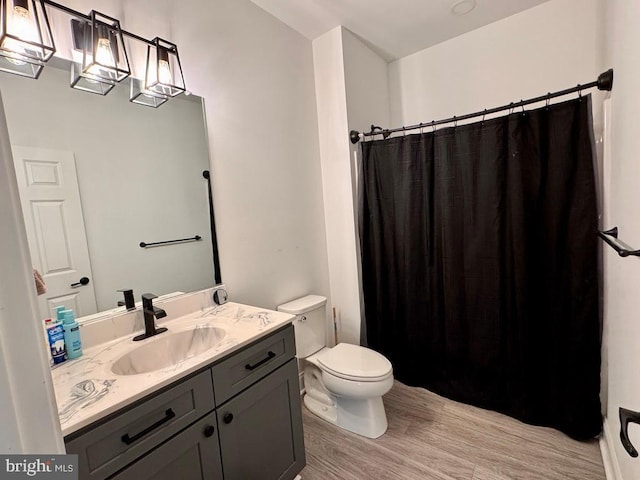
47,324 -> 66,364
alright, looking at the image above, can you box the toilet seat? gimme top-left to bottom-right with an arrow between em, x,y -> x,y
317,343 -> 392,382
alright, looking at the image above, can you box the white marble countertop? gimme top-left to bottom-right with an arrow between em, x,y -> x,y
52,301 -> 295,437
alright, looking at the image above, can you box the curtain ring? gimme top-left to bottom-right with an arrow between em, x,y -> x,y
402,126 -> 406,137
546,94 -> 551,110
508,102 -> 514,115
521,101 -> 526,116
419,122 -> 424,134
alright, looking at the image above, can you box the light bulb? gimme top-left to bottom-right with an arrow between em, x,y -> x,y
158,59 -> 172,85
94,37 -> 115,67
87,35 -> 115,81
2,3 -> 36,65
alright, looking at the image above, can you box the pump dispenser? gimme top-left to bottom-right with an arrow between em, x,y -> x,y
62,310 -> 83,359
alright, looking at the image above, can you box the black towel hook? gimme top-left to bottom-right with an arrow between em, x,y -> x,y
620,407 -> 640,457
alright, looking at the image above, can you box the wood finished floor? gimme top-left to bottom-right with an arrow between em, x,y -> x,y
300,381 -> 605,480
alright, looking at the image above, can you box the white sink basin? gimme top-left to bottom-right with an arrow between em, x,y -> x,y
111,326 -> 226,375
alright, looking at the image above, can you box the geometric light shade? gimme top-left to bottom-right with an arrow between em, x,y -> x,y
144,37 -> 185,98
69,59 -> 114,95
70,10 -> 129,93
129,76 -> 168,108
0,0 -> 55,79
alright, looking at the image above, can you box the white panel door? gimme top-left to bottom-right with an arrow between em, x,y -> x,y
12,146 -> 97,319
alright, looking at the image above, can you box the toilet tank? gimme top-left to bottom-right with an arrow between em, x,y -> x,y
277,295 -> 327,358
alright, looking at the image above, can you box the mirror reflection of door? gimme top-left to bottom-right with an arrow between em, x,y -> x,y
12,146 -> 98,319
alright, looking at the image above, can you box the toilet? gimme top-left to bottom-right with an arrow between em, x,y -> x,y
277,295 -> 394,439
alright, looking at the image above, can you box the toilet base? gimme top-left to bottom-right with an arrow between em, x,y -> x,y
303,392 -> 388,439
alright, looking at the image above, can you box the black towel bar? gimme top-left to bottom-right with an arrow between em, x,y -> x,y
140,235 -> 202,248
598,227 -> 640,257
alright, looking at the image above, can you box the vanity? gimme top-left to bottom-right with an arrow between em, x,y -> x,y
54,289 -> 305,480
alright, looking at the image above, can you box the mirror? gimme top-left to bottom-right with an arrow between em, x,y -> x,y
0,59 -> 216,320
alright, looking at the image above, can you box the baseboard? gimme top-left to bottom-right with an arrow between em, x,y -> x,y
600,417 -> 624,480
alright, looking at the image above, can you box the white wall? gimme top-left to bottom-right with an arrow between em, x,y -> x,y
171,0 -> 330,310
389,0 -> 605,129
312,27 -> 390,344
0,66 -> 213,312
342,28 -> 391,343
602,1 -> 640,478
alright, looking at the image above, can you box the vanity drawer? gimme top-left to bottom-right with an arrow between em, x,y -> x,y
212,324 -> 295,405
66,370 -> 215,480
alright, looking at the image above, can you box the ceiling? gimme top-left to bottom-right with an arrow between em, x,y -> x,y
249,0 -> 551,61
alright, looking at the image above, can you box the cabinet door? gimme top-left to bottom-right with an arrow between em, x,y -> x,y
110,412 -> 223,480
217,358 -> 305,480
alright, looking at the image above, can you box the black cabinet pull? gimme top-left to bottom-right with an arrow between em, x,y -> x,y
223,413 -> 234,424
245,351 -> 276,371
203,425 -> 215,438
121,409 -> 176,445
70,276 -> 90,288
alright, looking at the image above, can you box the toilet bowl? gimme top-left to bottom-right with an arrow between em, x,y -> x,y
277,295 -> 394,439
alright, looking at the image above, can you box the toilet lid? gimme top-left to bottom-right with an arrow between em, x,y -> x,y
317,343 -> 392,380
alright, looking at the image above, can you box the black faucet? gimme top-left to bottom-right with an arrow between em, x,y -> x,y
133,293 -> 168,341
117,288 -> 136,311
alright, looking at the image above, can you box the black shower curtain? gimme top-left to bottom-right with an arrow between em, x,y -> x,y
359,97 -> 601,440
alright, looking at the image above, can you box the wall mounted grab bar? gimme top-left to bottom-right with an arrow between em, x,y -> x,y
598,227 -> 640,257
139,235 -> 201,248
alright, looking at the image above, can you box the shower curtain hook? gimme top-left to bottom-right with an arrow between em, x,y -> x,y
482,109 -> 487,124
508,102 -> 514,115
546,93 -> 551,110
578,84 -> 583,102
432,121 -> 436,133
521,100 -> 526,116
419,122 -> 424,134
453,116 -> 457,128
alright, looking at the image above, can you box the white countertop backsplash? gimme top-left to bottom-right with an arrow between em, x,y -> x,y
52,287 -> 295,437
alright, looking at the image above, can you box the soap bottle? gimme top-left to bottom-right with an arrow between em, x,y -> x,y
62,309 -> 83,359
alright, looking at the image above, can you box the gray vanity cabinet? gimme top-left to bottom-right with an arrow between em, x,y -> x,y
216,359 -> 305,480
65,324 -> 305,480
110,412 -> 223,480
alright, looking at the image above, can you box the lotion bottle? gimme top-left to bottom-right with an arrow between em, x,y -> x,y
62,310 -> 83,359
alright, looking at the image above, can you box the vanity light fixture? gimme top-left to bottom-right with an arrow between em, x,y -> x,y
70,11 -> 130,95
144,37 -> 185,98
0,0 -> 55,78
0,0 -> 187,105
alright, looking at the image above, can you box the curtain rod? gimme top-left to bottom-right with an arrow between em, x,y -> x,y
350,69 -> 614,144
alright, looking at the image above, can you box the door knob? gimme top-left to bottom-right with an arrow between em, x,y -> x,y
203,425 -> 215,438
70,277 -> 90,288
223,413 -> 234,424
